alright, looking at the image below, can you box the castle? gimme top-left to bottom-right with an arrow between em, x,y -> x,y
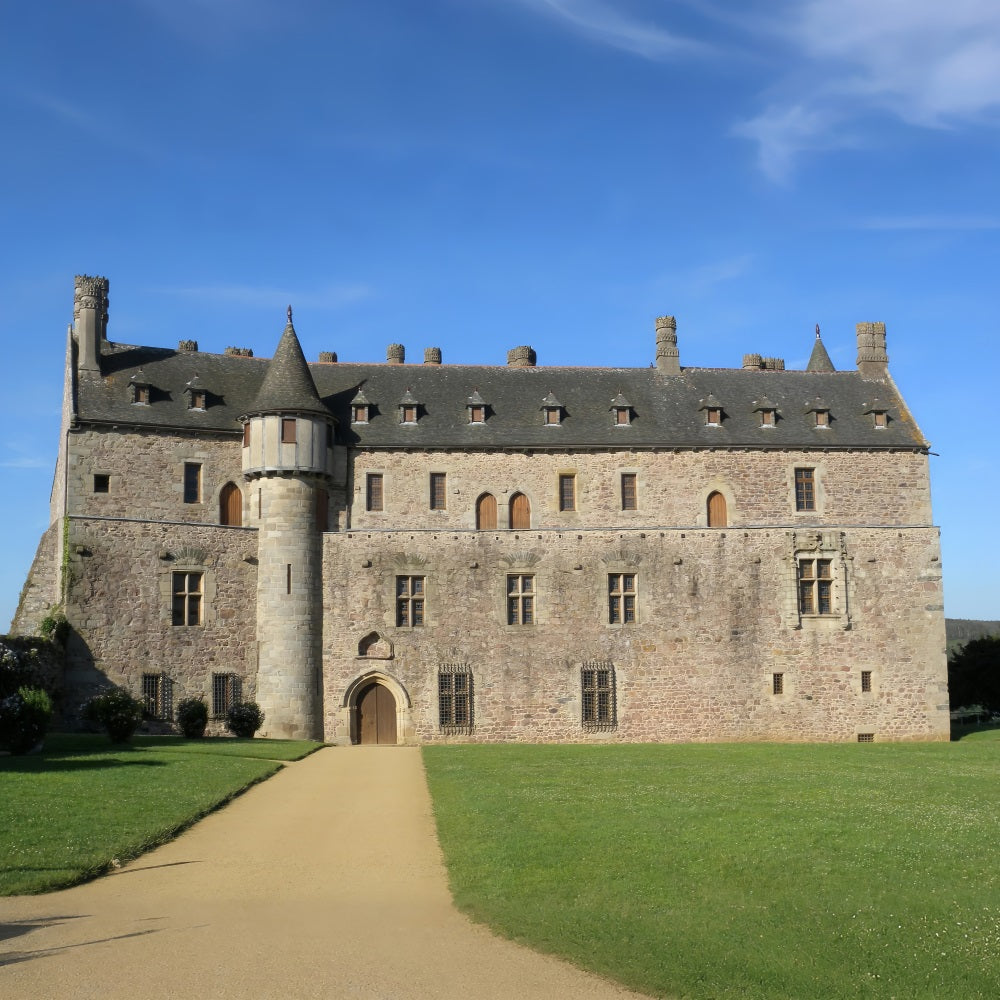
12,276 -> 950,743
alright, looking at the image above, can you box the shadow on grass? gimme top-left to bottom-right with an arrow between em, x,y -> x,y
0,757 -> 167,773
951,721 -> 1000,741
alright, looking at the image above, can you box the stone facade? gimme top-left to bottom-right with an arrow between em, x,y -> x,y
11,276 -> 950,744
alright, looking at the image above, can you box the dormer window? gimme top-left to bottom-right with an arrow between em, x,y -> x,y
189,391 -> 206,410
699,394 -> 724,426
753,396 -> 778,428
610,393 -> 633,426
863,397 -> 889,429
399,389 -> 420,425
350,388 -> 371,424
129,379 -> 151,405
805,397 -> 831,429
541,391 -> 563,426
467,390 -> 487,424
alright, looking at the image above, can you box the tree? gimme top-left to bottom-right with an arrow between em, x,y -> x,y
948,636 -> 1000,712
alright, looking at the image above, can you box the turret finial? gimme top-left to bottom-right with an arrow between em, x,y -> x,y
287,304 -> 293,325
815,323 -> 821,339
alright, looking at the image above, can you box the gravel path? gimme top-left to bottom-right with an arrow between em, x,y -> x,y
1,747 -> 655,999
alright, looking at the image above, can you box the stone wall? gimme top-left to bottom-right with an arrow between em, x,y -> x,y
347,448 -> 933,531
60,516 -> 258,726
320,525 -> 948,744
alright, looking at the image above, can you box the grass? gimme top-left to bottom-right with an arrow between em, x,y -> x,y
0,733 -> 323,895
424,734 -> 1000,1000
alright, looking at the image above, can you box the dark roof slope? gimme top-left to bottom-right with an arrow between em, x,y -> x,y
78,344 -> 928,451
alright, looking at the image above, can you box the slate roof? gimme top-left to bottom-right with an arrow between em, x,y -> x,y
249,318 -> 326,415
76,340 -> 928,451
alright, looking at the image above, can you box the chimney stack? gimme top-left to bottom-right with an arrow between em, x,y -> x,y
655,316 -> 680,373
73,275 -> 109,373
387,343 -> 405,364
856,322 -> 889,379
507,346 -> 536,367
424,347 -> 442,364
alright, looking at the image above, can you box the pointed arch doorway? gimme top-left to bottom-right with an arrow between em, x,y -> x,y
356,681 -> 397,745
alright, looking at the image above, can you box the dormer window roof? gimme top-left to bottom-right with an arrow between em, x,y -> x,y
129,370 -> 151,406
184,377 -> 206,411
752,396 -> 779,427
399,389 -> 420,425
804,396 -> 831,428
862,396 -> 890,429
541,391 -> 563,426
610,392 -> 633,426
699,393 -> 724,426
351,388 -> 371,424
467,389 -> 487,424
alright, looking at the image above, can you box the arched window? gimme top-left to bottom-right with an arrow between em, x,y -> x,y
219,482 -> 242,526
476,493 -> 497,530
707,491 -> 727,528
509,492 -> 530,530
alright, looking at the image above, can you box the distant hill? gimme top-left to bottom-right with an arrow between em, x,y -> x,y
946,619 -> 1000,653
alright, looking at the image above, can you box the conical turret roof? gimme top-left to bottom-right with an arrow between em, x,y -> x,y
249,308 -> 327,415
807,325 -> 836,372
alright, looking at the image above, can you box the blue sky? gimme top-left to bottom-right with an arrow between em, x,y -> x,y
1,0 -> 998,628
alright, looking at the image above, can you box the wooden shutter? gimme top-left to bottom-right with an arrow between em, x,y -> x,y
220,482 -> 242,526
476,493 -> 497,530
510,492 -> 530,529
707,491 -> 727,527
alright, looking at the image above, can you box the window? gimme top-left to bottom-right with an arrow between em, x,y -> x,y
857,732 -> 875,743
544,407 -> 561,426
707,491 -> 727,527
401,405 -> 417,424
507,575 -> 535,625
219,482 -> 242,526
281,417 -> 296,444
93,474 -> 110,494
558,473 -> 576,512
772,672 -> 784,695
815,410 -> 829,428
476,493 -> 497,530
873,411 -> 886,428
621,473 -> 637,511
366,473 -> 383,512
509,492 -> 530,529
212,672 -> 241,718
861,670 -> 872,693
438,668 -> 473,731
352,404 -> 369,424
614,407 -> 630,426
794,468 -> 815,511
142,673 -> 172,720
132,384 -> 150,405
582,664 -> 616,728
798,558 -> 834,615
608,573 -> 636,624
183,463 -> 201,504
242,423 -> 251,447
430,472 -> 447,511
706,407 -> 721,425
760,409 -> 775,427
469,405 -> 485,424
396,576 -> 425,627
172,571 -> 203,625
189,390 -> 206,410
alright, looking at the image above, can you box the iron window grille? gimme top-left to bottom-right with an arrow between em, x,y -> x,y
142,673 -> 173,720
438,665 -> 473,733
212,673 -> 242,718
582,663 -> 617,730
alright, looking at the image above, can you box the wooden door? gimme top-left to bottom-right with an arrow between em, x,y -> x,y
219,482 -> 242,526
509,492 -> 530,530
357,683 -> 397,745
707,491 -> 727,527
476,493 -> 497,530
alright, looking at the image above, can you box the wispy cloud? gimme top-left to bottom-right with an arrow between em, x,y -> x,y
130,0 -> 280,47
854,214 -> 1000,231
735,1 -> 1000,178
509,0 -> 713,59
155,282 -> 374,311
0,455 -> 49,470
652,253 -> 755,298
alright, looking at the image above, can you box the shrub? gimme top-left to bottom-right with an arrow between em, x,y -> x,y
0,686 -> 52,754
0,641 -> 34,699
226,701 -> 264,738
84,687 -> 145,743
176,697 -> 209,738
39,608 -> 69,645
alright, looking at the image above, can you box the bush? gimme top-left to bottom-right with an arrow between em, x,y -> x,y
0,686 -> 52,754
84,687 -> 145,743
176,697 -> 209,738
0,641 -> 34,699
39,608 -> 69,645
226,701 -> 264,738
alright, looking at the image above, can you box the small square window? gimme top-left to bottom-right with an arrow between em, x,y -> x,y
706,408 -> 721,425
761,409 -> 775,427
366,473 -> 383,512
93,474 -> 110,494
873,411 -> 886,428
815,410 -> 830,428
401,405 -> 417,424
772,672 -> 784,695
133,384 -> 150,405
469,405 -> 485,424
544,407 -> 561,426
183,463 -> 201,504
558,473 -> 576,512
857,732 -> 875,743
189,390 -> 206,410
353,404 -> 369,424
281,418 -> 297,444
620,473 -> 637,511
614,407 -> 630,426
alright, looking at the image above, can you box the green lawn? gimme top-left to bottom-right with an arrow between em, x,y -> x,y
424,735 -> 1000,1000
0,734 -> 323,895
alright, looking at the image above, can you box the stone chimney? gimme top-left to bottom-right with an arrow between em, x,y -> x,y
507,346 -> 536,367
655,316 -> 680,373
73,275 -> 109,373
856,322 -> 889,379
387,343 -> 405,365
424,347 -> 442,364
318,351 -> 337,363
